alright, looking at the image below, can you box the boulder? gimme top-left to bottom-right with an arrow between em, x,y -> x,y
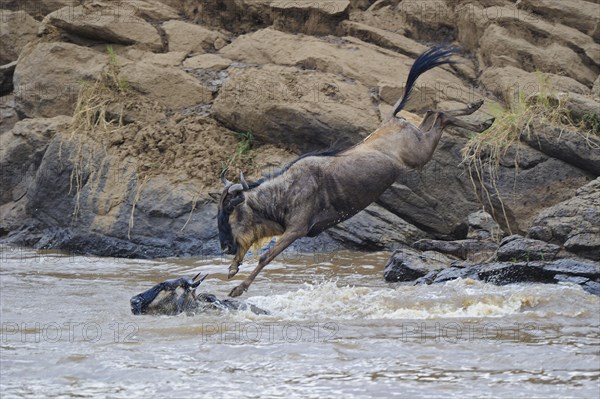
270,0 -> 350,35
383,247 -> 451,282
183,54 -> 232,70
399,256 -> 600,296
118,61 -> 214,110
593,76 -> 600,99
496,235 -> 560,262
182,0 -> 350,35
0,116 -> 71,206
0,94 -> 19,134
524,119 -> 600,175
182,0 -> 273,34
529,178 -> 600,260
479,24 -> 597,87
480,66 -> 590,103
0,10 -> 40,64
0,116 -> 71,233
413,238 -> 498,262
517,0 -> 600,38
329,204 -> 428,251
476,142 -> 593,234
0,61 -> 17,96
162,20 -> 229,54
43,5 -> 163,51
474,262 -> 555,285
467,210 -> 503,240
341,20 -> 427,57
219,28 -> 474,111
0,0 -> 74,19
212,64 -> 379,152
13,42 -> 108,118
560,93 -> 600,123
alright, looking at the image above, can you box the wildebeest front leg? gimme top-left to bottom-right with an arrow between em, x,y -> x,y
228,245 -> 250,279
229,231 -> 304,297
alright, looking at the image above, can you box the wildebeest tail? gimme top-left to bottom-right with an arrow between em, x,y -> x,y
390,45 -> 460,117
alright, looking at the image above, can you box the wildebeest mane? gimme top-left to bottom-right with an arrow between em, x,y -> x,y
249,141 -> 351,188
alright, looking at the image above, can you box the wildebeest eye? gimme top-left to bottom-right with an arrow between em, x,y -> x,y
225,193 -> 245,212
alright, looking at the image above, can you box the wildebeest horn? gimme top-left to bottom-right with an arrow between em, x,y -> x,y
191,273 -> 208,288
220,169 -> 232,187
228,183 -> 244,194
240,172 -> 249,191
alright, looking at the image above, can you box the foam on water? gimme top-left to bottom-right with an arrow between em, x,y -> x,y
245,278 -> 598,321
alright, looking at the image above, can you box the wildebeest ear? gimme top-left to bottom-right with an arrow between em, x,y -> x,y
208,192 -> 221,202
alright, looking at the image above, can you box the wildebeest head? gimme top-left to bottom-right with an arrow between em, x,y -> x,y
217,171 -> 250,255
130,273 -> 208,315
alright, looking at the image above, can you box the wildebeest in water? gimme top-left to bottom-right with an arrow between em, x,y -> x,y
218,45 -> 495,297
130,273 -> 268,315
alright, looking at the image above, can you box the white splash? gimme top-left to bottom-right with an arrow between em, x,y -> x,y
244,278 -> 597,321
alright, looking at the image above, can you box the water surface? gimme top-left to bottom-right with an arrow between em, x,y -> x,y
1,247 -> 598,398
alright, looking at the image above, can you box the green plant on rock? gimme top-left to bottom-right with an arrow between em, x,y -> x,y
461,72 -> 596,233
582,112 -> 600,135
223,130 -> 256,175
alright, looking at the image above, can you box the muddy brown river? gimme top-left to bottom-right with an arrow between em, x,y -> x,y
1,247 -> 598,398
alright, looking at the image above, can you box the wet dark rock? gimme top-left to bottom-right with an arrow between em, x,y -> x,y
330,204 -> 428,251
387,251 -> 600,296
564,231 -> 600,261
413,238 -> 498,261
496,235 -> 560,262
529,178 -> 600,260
540,258 -> 600,278
466,210 -> 504,240
581,281 -> 600,297
383,248 -> 450,282
475,262 -> 554,285
553,274 -> 589,285
432,267 -> 477,284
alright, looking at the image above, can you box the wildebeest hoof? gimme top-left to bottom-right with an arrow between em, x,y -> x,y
228,267 -> 239,279
468,99 -> 484,111
483,118 -> 495,130
229,283 -> 248,297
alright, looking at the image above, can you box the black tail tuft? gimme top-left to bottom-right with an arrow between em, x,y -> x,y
391,45 -> 460,117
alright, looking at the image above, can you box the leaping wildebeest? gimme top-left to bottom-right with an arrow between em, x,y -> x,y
218,45 -> 495,297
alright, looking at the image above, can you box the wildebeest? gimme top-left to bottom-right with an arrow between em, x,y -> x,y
130,273 -> 268,315
218,45 -> 495,297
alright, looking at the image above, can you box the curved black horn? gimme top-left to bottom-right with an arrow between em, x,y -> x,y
220,169 -> 232,187
191,273 -> 208,288
240,172 -> 249,191
228,183 -> 244,194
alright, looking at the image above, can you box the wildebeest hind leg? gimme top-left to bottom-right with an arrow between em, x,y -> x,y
229,231 -> 304,297
444,99 -> 484,117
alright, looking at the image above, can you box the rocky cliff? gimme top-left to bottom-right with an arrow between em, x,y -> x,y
1,0 -> 598,260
